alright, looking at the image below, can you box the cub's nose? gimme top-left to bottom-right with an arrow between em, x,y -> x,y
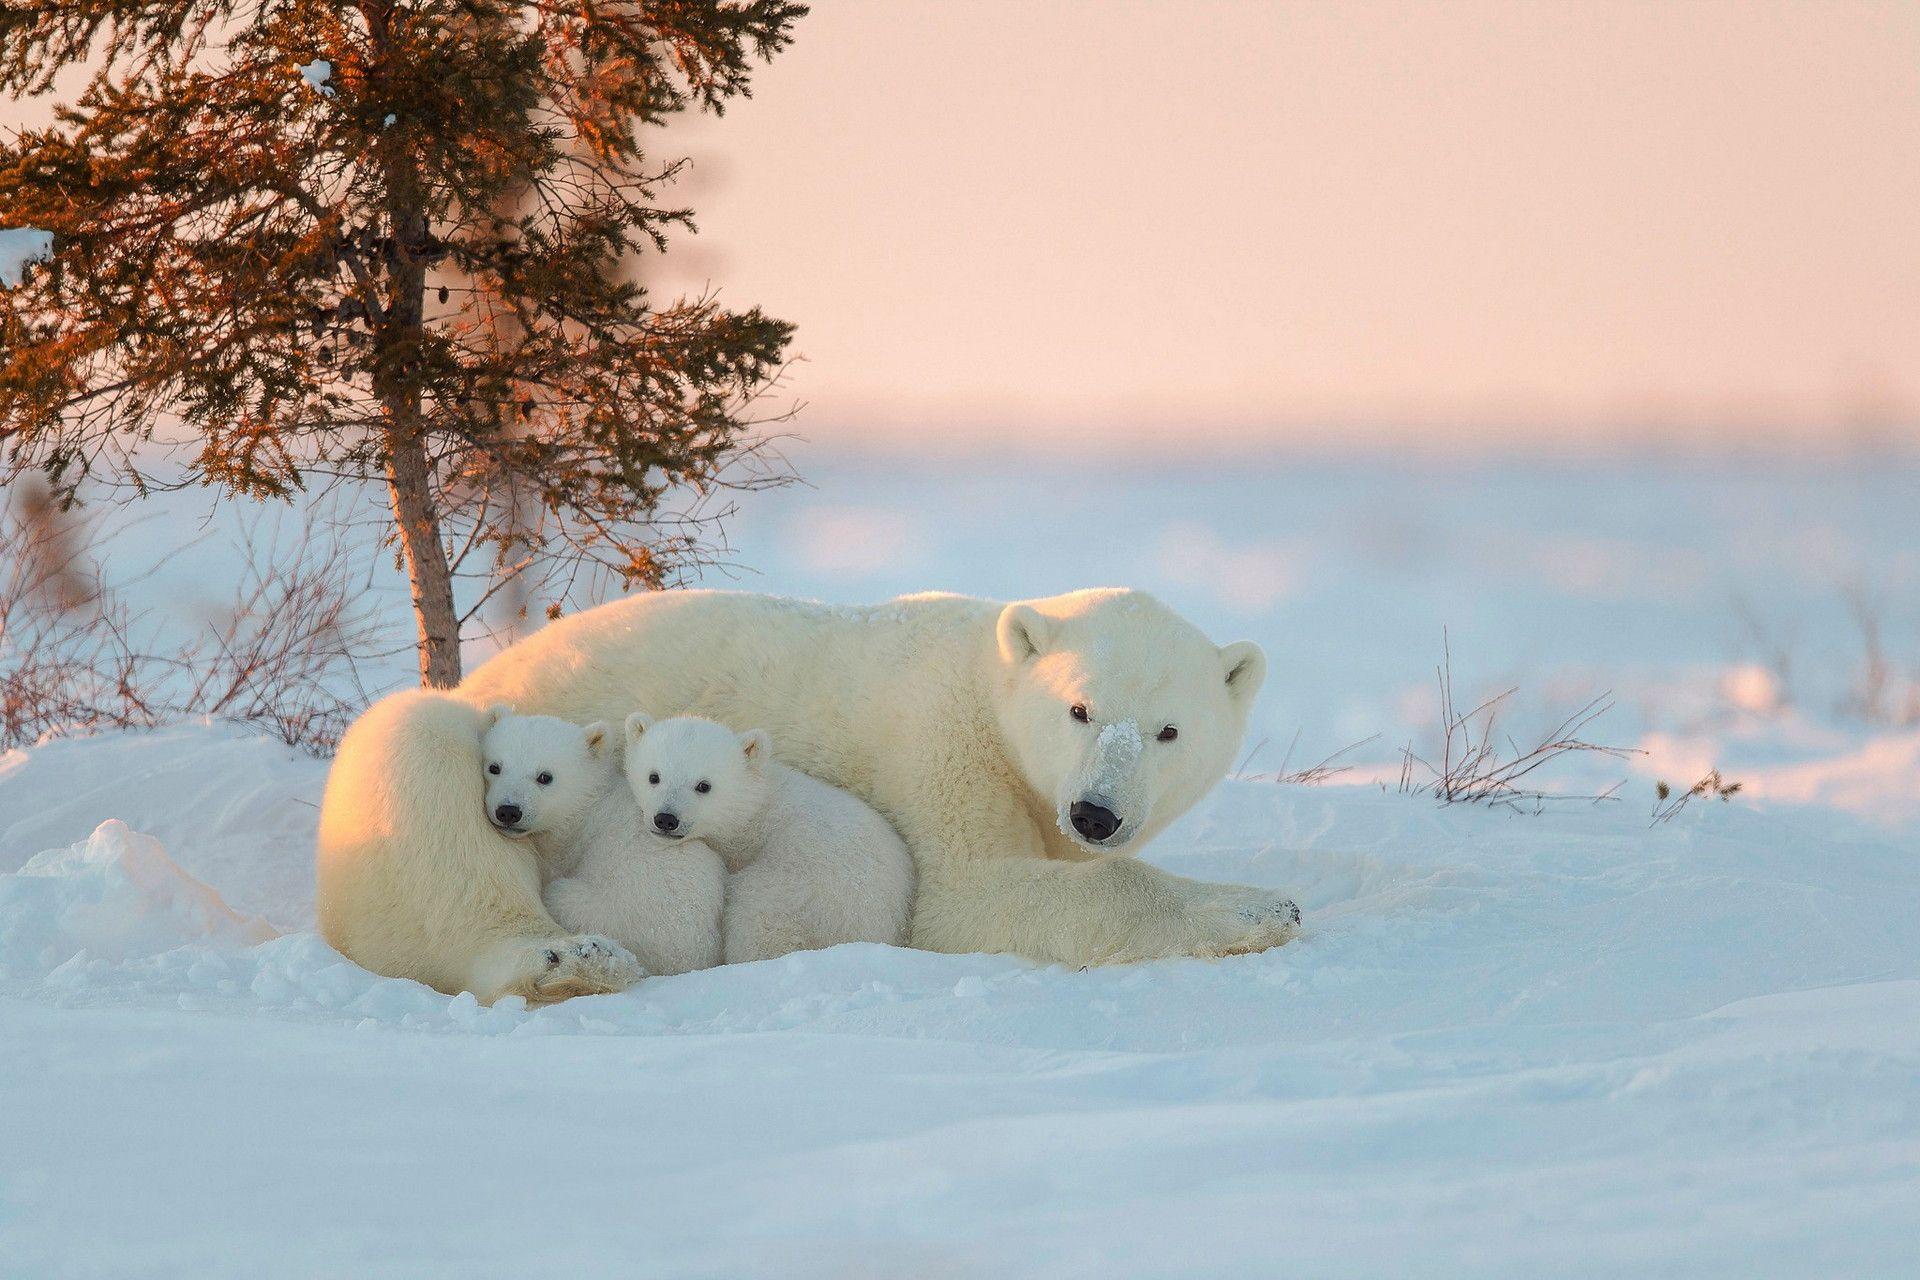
1069,800 -> 1121,843
653,811 -> 681,833
493,803 -> 522,827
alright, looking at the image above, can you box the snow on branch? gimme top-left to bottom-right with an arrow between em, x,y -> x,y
297,59 -> 335,97
0,227 -> 53,286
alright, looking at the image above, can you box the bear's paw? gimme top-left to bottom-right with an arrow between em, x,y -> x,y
1185,884 -> 1303,958
529,935 -> 646,1003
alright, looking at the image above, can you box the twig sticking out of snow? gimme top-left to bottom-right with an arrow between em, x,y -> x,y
1241,729 -> 1380,787
1727,585 -> 1920,727
1651,771 -> 1742,826
1838,586 -> 1920,728
1397,630 -> 1638,813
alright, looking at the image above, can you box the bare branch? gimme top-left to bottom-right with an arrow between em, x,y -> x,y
1397,630 -> 1639,812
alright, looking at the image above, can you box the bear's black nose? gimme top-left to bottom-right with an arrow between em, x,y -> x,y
653,811 -> 680,833
1069,800 -> 1121,843
494,803 -> 522,827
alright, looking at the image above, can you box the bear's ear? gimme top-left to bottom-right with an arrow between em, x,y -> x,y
740,728 -> 772,768
1220,640 -> 1267,707
484,702 -> 512,730
582,721 -> 611,757
997,602 -> 1050,665
624,711 -> 653,745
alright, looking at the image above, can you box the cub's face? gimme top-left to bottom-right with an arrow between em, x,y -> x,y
994,592 -> 1265,854
480,708 -> 614,839
624,714 -> 771,846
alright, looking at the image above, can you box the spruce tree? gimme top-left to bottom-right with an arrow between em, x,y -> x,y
0,0 -> 805,686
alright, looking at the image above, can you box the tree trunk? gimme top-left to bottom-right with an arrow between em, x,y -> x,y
365,34 -> 457,689
379,182 -> 455,684
386,431 -> 462,687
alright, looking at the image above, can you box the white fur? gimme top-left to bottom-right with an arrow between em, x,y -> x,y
315,691 -> 643,1004
627,715 -> 914,964
540,790 -> 727,977
482,710 -> 726,976
478,707 -> 612,867
316,589 -> 1300,997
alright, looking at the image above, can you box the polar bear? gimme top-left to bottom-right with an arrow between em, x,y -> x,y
626,714 -> 914,964
316,691 -> 644,1003
316,588 -> 1300,1003
476,707 -> 615,872
538,714 -> 728,976
479,708 -> 727,976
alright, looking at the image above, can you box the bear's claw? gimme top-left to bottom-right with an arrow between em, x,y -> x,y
524,935 -> 646,1004
1230,898 -> 1302,929
1190,885 -> 1304,958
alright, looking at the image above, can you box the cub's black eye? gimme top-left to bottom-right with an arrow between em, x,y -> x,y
536,772 -> 553,786
1070,703 -> 1090,723
694,781 -> 711,794
648,772 -> 660,786
487,763 -> 501,775
1157,725 -> 1178,742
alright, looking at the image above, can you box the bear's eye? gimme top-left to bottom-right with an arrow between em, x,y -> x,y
648,772 -> 660,786
487,763 -> 501,775
1070,703 -> 1090,723
1157,725 -> 1178,742
694,781 -> 711,794
536,772 -> 553,786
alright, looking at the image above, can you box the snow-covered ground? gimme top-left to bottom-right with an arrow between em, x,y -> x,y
4,455 -> 1919,1276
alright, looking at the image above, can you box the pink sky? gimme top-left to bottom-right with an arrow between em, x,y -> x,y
7,2 -> 1916,453
652,0 -> 1920,453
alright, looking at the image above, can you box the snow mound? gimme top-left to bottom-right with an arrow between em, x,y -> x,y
0,723 -> 330,926
0,820 -> 274,980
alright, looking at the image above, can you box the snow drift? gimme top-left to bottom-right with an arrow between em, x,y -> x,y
0,819 -> 273,979
2,721 -> 1917,1277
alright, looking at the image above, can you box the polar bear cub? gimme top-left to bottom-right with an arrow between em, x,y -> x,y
481,707 -> 725,977
479,709 -> 615,870
627,715 -> 915,964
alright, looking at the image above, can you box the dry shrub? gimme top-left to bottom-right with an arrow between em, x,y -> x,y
1651,771 -> 1743,825
1397,631 -> 1637,812
1837,587 -> 1920,727
1731,586 -> 1920,727
1,483 -> 385,755
1241,730 -> 1380,787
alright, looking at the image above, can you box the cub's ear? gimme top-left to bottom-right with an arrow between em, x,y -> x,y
740,728 -> 772,767
1220,640 -> 1266,707
997,602 -> 1051,665
624,711 -> 654,745
582,721 -> 611,757
484,702 -> 512,730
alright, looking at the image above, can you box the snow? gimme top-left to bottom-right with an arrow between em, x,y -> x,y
1,821 -> 273,977
297,59 -> 335,98
1096,719 -> 1144,754
3,720 -> 1917,1275
4,458 -> 1919,1274
0,226 -> 53,286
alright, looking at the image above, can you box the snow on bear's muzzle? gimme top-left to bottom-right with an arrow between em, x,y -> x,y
1060,719 -> 1147,848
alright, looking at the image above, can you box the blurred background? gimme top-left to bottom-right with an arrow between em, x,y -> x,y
9,0 -> 1919,816
644,0 -> 1919,818
652,0 -> 1920,457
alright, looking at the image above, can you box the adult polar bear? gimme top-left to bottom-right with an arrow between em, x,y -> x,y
317,587 -> 1302,1002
